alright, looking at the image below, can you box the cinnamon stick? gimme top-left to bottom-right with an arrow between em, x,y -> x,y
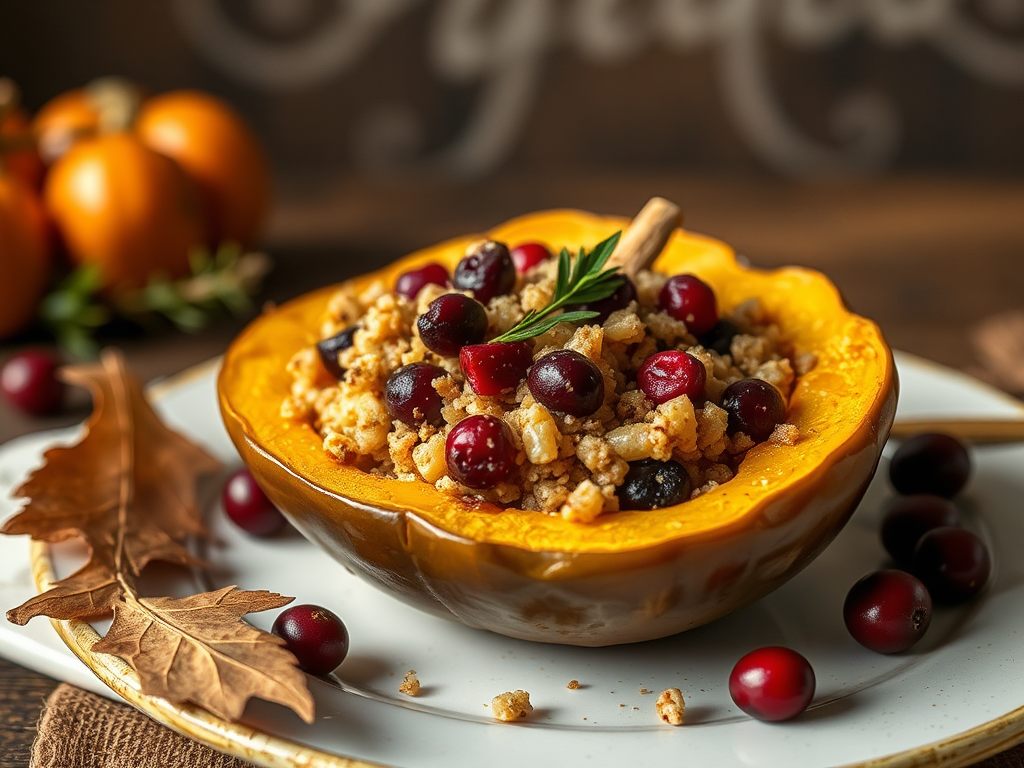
606,197 -> 683,276
890,418 -> 1024,444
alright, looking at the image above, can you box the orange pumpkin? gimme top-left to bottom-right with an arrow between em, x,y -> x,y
0,175 -> 51,339
136,91 -> 271,247
44,133 -> 207,291
32,89 -> 101,164
219,208 -> 898,646
0,108 -> 44,190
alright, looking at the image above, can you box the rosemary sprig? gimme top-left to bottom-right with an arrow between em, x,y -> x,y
491,231 -> 624,343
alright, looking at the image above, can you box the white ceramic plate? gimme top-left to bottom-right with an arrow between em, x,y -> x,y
3,352 -> 1024,768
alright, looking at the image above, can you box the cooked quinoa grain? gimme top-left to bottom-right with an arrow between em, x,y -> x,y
284,241 -> 804,518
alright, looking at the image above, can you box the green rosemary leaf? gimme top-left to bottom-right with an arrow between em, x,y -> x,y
588,232 -> 620,269
566,267 -> 625,301
490,231 -> 623,343
493,311 -> 600,343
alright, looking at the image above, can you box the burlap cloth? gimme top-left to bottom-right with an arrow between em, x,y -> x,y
31,685 -> 256,768
30,317 -> 1024,767
30,683 -> 1024,768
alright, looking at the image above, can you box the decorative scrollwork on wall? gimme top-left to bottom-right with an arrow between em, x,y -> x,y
173,0 -> 1024,178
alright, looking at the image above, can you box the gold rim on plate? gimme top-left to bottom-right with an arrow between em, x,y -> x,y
23,355 -> 1024,768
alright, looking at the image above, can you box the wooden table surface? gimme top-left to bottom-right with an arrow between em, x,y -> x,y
1,173 -> 1022,766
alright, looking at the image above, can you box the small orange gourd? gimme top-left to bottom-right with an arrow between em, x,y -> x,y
44,132 -> 207,292
218,208 -> 897,646
136,91 -> 271,248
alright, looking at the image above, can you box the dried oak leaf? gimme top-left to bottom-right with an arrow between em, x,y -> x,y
3,350 -> 219,624
2,350 -> 316,723
93,586 -> 315,724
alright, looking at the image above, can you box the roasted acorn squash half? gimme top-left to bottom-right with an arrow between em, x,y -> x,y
218,208 -> 897,646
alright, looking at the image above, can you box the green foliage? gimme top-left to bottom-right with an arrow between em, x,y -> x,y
39,243 -> 271,358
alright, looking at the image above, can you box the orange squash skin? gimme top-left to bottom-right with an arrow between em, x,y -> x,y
219,209 -> 897,646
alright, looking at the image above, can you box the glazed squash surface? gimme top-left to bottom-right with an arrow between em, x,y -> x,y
219,209 -> 897,645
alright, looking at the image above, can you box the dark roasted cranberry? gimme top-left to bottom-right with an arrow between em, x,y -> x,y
272,604 -> 349,675
881,494 -> 961,566
222,469 -> 287,536
527,350 -> 604,417
385,363 -> 446,426
729,647 -> 815,722
510,242 -> 551,274
566,277 -> 636,324
453,240 -> 516,304
913,526 -> 991,604
1,350 -> 65,416
395,262 -> 449,300
721,378 -> 786,443
445,415 -> 517,489
417,294 -> 488,357
843,570 -> 932,654
619,459 -> 691,511
637,350 -> 706,405
889,432 -> 971,498
659,274 -> 718,336
700,319 -> 742,356
460,342 -> 532,395
316,325 -> 359,380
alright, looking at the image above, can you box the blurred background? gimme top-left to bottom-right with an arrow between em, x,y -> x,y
7,1 -> 1024,182
1,4 -> 1024,762
1,0 -> 1023,395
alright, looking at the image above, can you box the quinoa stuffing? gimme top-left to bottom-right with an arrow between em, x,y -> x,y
656,687 -> 686,725
283,230 -> 805,521
491,690 -> 533,722
399,670 -> 421,697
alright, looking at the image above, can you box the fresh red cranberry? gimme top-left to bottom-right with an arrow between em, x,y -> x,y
527,350 -> 605,417
637,350 -> 707,405
912,526 -> 991,604
1,350 -> 65,416
452,241 -> 516,304
385,363 -> 446,426
460,342 -> 532,396
721,378 -> 786,443
510,242 -> 551,274
222,469 -> 287,536
700,319 -> 741,356
396,262 -> 449,300
316,325 -> 359,380
619,459 -> 691,510
445,415 -> 517,489
566,277 -> 636,324
843,570 -> 932,654
659,274 -> 718,336
417,294 -> 488,357
729,646 -> 815,722
890,432 -> 971,498
272,604 -> 349,675
881,494 -> 961,566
